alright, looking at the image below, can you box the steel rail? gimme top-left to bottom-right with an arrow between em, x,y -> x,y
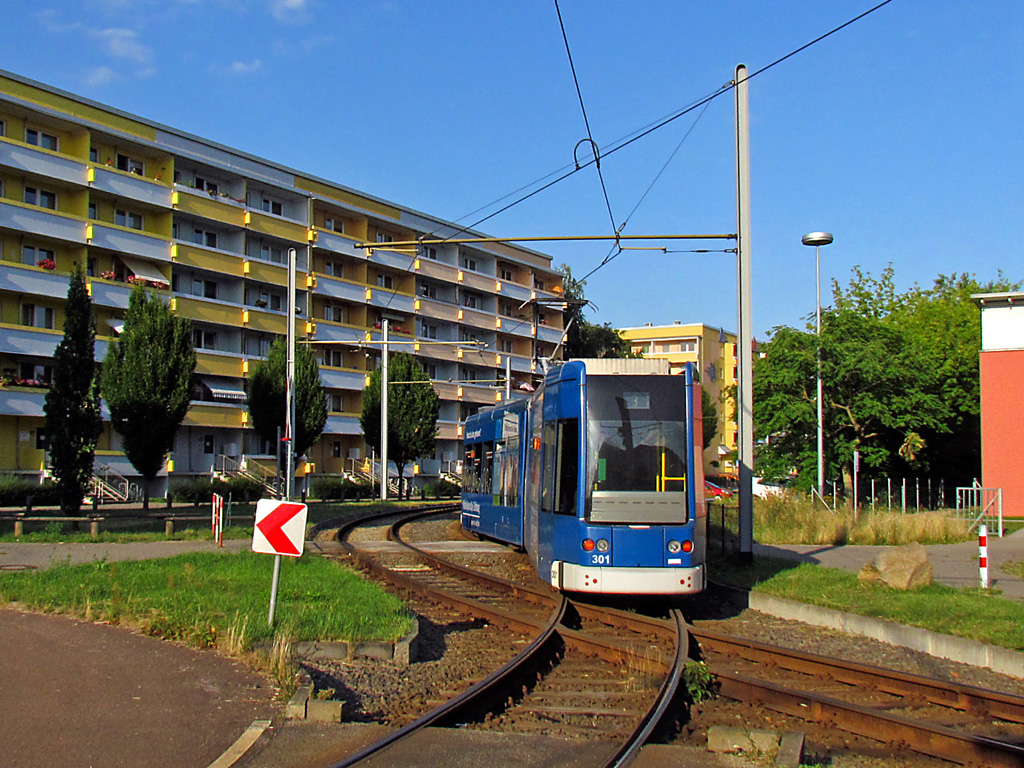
715,670 -> 1024,768
325,595 -> 569,768
693,625 -> 1024,724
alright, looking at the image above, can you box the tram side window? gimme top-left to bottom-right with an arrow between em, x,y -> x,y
555,419 -> 579,516
480,442 -> 493,495
463,446 -> 481,493
540,422 -> 557,513
494,435 -> 520,506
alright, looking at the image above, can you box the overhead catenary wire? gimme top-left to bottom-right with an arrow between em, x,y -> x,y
554,0 -> 618,237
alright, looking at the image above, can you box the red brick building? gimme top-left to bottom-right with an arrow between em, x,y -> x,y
974,292 -> 1024,517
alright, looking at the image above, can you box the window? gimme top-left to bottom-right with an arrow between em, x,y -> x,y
260,244 -> 284,263
376,231 -> 394,243
499,339 -> 515,353
89,147 -> 98,163
460,330 -> 479,343
193,329 -> 218,350
324,217 -> 344,233
88,202 -> 97,219
534,278 -> 546,291
332,441 -> 342,458
323,348 -> 344,367
500,266 -> 515,282
24,187 -> 57,210
261,197 -> 283,216
420,322 -> 437,339
87,257 -> 96,277
21,304 -> 55,329
328,393 -> 344,412
423,246 -> 438,260
376,274 -> 394,290
20,362 -> 51,384
195,177 -> 218,195
193,228 -> 218,248
461,256 -> 477,271
324,304 -> 346,323
22,246 -> 55,267
116,154 -> 144,175
203,435 -> 215,454
324,261 -> 343,277
462,293 -> 479,309
500,301 -> 516,317
115,209 -> 143,230
418,282 -> 436,299
193,279 -> 218,299
0,119 -> 5,137
26,128 -> 58,151
36,428 -> 48,451
424,363 -> 437,379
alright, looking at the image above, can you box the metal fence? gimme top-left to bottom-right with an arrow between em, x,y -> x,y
955,486 -> 1003,537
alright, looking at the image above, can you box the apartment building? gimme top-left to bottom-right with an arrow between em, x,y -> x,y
618,322 -> 739,478
0,70 -> 564,492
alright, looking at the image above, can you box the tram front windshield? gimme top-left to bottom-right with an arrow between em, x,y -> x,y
586,375 -> 688,498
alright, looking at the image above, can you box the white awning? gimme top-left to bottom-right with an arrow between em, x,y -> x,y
106,319 -> 125,335
121,256 -> 168,285
208,386 -> 247,402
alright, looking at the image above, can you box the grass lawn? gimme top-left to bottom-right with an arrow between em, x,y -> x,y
0,550 -> 412,649
709,554 -> 1024,652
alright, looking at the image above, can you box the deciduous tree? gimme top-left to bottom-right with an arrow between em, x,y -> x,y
360,353 -> 440,498
44,264 -> 102,514
102,285 -> 195,509
247,339 -> 327,460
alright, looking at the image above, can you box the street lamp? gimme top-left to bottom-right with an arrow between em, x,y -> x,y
801,231 -> 833,503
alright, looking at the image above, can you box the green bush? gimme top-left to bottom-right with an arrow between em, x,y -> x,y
310,476 -> 372,501
421,479 -> 460,499
0,478 -> 61,508
170,476 -> 270,505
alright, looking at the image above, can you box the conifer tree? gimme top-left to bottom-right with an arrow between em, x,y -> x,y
44,264 -> 102,514
102,285 -> 196,509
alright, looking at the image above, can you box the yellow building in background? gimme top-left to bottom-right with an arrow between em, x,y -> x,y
0,70 -> 564,495
619,322 -> 739,479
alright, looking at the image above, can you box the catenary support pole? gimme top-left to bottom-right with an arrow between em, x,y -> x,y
734,64 -> 754,564
380,319 -> 389,501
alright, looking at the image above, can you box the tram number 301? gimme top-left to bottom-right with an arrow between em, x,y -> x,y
590,554 -> 610,565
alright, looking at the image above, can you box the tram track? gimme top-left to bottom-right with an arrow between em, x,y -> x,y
317,505 -> 690,768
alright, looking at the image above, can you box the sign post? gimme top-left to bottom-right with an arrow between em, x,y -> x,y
252,498 -> 308,626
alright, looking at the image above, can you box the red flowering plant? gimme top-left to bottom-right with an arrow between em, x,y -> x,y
37,258 -> 56,270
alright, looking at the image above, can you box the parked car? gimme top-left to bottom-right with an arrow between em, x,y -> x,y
704,480 -> 733,498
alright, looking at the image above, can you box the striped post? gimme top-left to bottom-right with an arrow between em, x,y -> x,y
212,493 -> 224,547
979,524 -> 989,589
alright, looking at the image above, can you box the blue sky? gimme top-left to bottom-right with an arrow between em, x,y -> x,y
3,1 -> 1021,338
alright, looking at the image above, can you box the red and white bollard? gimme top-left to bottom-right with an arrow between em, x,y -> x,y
211,493 -> 224,548
979,524 -> 989,589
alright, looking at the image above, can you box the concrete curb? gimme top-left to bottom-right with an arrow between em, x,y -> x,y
745,590 -> 1024,679
291,616 -> 420,666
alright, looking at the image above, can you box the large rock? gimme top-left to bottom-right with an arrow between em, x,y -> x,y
858,542 -> 933,589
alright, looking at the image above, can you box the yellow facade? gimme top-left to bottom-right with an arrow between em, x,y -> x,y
0,69 -> 564,490
619,323 -> 741,479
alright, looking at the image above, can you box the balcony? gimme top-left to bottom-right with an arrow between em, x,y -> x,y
537,324 -> 565,345
315,229 -> 363,257
173,186 -> 246,227
415,297 -> 459,323
459,269 -> 495,294
0,139 -> 88,187
310,322 -> 366,346
89,222 -> 172,262
0,325 -> 61,357
183,402 -> 244,429
497,279 -> 534,302
499,316 -> 535,340
241,306 -> 287,335
174,296 -> 244,327
414,257 -> 458,282
457,305 -> 492,329
0,199 -> 87,244
196,351 -> 244,377
0,387 -> 46,418
366,286 -> 415,314
243,258 -> 289,286
314,274 -> 366,304
89,279 -> 133,310
0,263 -> 71,301
368,248 -> 415,272
245,209 -> 307,243
93,166 -> 172,208
173,243 -> 245,277
436,420 -> 460,441
320,367 -> 366,391
324,414 -> 362,435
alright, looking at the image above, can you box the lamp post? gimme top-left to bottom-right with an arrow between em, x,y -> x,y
801,231 -> 833,503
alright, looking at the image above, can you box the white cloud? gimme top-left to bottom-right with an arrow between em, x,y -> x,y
228,59 -> 263,75
86,66 -> 115,86
270,0 -> 310,23
96,28 -> 153,64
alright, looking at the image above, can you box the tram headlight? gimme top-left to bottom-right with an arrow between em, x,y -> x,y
667,540 -> 681,554
582,539 -> 595,552
596,538 -> 610,553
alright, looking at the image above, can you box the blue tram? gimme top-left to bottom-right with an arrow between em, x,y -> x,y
461,358 -> 706,595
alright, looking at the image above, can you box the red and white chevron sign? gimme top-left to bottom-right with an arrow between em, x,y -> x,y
252,499 -> 308,557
